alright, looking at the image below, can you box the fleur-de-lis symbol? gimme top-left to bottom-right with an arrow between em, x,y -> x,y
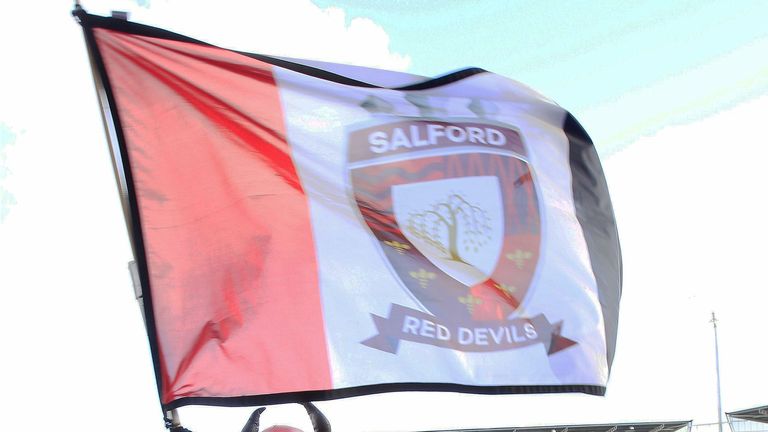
409,268 -> 436,288
506,249 -> 532,269
384,240 -> 411,254
459,293 -> 482,313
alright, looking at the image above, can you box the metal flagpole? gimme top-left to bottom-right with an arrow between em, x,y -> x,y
710,312 -> 724,432
74,4 -> 186,429
72,3 -> 138,260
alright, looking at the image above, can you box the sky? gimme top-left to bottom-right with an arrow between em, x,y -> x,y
0,1 -> 766,431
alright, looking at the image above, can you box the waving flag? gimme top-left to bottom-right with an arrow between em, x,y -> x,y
75,9 -> 621,411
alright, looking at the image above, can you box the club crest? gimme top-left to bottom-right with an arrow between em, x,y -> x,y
347,112 -> 541,327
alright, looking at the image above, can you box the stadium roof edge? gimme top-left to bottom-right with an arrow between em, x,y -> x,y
727,405 -> 768,424
420,419 -> 693,432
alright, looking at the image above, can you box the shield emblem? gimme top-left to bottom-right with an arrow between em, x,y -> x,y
392,176 -> 505,288
348,119 -> 540,322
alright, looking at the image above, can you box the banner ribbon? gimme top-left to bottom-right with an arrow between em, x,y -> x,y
362,303 -> 576,355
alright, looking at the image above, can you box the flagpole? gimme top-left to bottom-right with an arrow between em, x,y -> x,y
73,3 -> 138,260
710,312 -> 724,432
73,6 -> 172,427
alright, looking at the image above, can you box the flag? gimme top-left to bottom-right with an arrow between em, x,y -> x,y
75,9 -> 622,411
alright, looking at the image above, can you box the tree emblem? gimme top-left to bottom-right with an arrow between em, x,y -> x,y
405,193 -> 492,264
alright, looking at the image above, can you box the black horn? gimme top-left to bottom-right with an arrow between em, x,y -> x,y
241,407 -> 267,432
302,403 -> 331,432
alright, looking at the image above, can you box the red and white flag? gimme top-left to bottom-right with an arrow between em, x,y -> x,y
77,10 -> 622,410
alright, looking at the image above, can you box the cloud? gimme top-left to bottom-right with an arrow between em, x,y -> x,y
116,0 -> 411,71
602,94 -> 768,423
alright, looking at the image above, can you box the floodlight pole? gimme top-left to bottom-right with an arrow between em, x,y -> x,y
710,312 -> 723,432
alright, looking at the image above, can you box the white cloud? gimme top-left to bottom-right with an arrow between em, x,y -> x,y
602,94 -> 768,423
101,0 -> 411,71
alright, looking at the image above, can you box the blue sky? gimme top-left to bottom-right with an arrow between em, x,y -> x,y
0,1 -> 766,431
312,0 -> 768,153
0,122 -> 16,222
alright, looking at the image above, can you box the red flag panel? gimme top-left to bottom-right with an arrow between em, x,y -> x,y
95,28 -> 331,404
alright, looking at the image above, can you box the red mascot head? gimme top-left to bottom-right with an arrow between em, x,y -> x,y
262,427 -> 305,432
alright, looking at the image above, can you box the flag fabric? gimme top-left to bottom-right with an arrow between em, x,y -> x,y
76,10 -> 622,411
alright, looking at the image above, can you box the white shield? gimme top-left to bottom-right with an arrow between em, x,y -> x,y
392,176 -> 504,287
